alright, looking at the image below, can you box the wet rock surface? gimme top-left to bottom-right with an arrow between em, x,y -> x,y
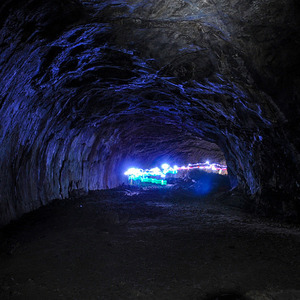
0,188 -> 299,299
0,0 -> 300,225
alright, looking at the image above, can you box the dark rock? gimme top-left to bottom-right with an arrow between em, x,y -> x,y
205,291 -> 246,300
69,188 -> 88,199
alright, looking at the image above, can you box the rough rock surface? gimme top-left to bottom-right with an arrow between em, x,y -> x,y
0,0 -> 300,225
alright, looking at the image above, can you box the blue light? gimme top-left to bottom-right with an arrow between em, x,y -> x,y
124,161 -> 227,186
194,175 -> 212,195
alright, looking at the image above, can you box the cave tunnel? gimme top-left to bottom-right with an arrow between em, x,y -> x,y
0,0 -> 300,299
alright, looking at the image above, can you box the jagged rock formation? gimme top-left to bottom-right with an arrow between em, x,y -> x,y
0,0 -> 299,225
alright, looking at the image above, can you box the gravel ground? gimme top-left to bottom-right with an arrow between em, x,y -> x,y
0,187 -> 300,299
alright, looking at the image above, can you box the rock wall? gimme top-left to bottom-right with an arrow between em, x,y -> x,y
0,0 -> 299,225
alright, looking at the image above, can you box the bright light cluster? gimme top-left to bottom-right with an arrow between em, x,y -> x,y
124,161 -> 227,186
124,163 -> 177,185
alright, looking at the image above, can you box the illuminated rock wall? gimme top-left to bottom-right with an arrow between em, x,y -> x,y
0,0 -> 299,225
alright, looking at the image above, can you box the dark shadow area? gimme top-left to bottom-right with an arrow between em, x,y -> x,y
1,186 -> 299,299
204,291 -> 247,300
170,169 -> 231,198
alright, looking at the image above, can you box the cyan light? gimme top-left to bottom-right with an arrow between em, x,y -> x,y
124,161 -> 227,186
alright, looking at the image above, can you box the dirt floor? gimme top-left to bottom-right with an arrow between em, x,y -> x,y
0,186 -> 300,300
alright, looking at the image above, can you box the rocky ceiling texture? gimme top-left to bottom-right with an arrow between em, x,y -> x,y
0,0 -> 299,226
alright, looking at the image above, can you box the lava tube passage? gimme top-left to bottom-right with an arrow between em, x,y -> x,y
124,161 -> 230,196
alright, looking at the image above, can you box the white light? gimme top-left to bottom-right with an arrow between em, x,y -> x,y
149,167 -> 161,175
124,168 -> 143,177
124,160 -> 228,184
161,163 -> 170,170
